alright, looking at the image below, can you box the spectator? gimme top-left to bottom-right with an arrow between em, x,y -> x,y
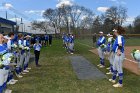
45,34 -> 49,46
49,35 -> 52,46
92,33 -> 97,48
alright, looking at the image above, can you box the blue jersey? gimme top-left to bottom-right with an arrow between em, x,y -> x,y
24,40 -> 30,47
18,39 -> 25,54
69,36 -> 74,43
62,35 -> 66,40
13,35 -> 18,43
45,35 -> 49,40
112,35 -> 125,53
64,36 -> 69,43
0,44 -> 7,55
97,36 -> 106,46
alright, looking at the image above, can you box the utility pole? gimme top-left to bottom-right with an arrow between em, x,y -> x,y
21,18 -> 24,33
6,11 -> 7,19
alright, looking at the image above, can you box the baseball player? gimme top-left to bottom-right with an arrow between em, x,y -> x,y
109,26 -> 125,88
106,34 -> 115,75
23,35 -> 31,73
97,31 -> 106,68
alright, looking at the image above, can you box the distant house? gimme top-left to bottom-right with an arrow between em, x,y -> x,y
0,17 -> 17,34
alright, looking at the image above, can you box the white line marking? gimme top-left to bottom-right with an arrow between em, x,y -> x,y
124,58 -> 138,64
77,41 -> 139,64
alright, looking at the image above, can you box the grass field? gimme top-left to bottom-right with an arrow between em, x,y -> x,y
77,37 -> 140,47
9,39 -> 140,93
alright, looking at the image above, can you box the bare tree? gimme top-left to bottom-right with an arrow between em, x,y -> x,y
43,8 -> 60,35
133,15 -> 140,34
92,16 -> 102,33
31,21 -> 49,33
105,6 -> 127,26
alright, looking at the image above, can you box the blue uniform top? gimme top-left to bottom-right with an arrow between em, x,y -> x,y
0,44 -> 7,55
97,36 -> 106,47
3,43 -> 8,51
13,35 -> 18,43
62,35 -> 66,40
112,35 -> 125,53
18,39 -> 25,54
24,40 -> 30,47
64,36 -> 68,43
69,36 -> 74,43
45,35 -> 49,40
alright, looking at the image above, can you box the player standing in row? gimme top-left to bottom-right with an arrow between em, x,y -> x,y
109,26 -> 125,88
97,31 -> 106,68
23,35 -> 32,73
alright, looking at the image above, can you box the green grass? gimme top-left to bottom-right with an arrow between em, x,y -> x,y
125,37 -> 140,46
9,39 -> 140,93
77,37 -> 140,46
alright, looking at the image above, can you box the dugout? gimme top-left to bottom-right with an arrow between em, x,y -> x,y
0,17 -> 17,34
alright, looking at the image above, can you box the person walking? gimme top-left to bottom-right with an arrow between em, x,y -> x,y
33,40 -> 42,67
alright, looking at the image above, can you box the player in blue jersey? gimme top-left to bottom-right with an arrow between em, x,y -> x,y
23,35 -> 31,73
97,31 -> 106,68
0,34 -> 12,93
106,34 -> 115,75
68,34 -> 74,54
109,26 -> 125,88
15,34 -> 25,78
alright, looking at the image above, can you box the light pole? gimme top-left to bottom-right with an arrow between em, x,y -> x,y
68,17 -> 71,34
20,18 -> 24,33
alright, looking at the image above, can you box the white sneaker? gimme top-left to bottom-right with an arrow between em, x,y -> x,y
11,79 -> 18,82
23,70 -> 29,73
5,89 -> 12,93
106,72 -> 113,75
17,75 -> 23,78
97,64 -> 102,67
106,67 -> 110,70
21,72 -> 27,75
71,53 -> 74,55
113,83 -> 123,88
99,65 -> 105,68
7,80 -> 16,85
109,79 -> 116,83
27,68 -> 31,70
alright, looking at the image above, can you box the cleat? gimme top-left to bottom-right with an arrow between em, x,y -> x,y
109,79 -> 116,83
5,89 -> 12,93
7,81 -> 16,85
27,68 -> 31,70
17,75 -> 23,78
71,53 -> 74,55
99,65 -> 105,68
106,72 -> 113,75
97,64 -> 102,67
11,79 -> 18,82
23,70 -> 29,73
106,67 -> 110,70
21,72 -> 27,75
113,83 -> 123,88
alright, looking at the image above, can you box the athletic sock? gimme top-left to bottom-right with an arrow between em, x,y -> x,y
119,73 -> 123,84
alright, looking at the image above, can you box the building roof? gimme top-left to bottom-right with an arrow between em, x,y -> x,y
0,17 -> 16,25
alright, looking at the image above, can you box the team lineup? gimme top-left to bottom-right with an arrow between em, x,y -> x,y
0,33 -> 54,93
97,26 -> 125,88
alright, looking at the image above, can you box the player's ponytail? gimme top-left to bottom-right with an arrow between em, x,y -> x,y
115,26 -> 125,35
